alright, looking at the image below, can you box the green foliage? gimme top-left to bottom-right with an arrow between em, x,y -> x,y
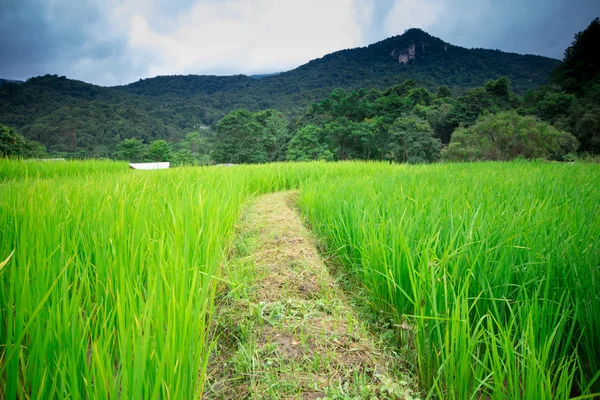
1,125 -> 27,157
521,85 -> 574,124
446,77 -> 521,129
0,125 -> 47,158
386,115 -> 441,163
23,140 -> 49,158
426,102 -> 455,144
181,131 -> 208,155
322,118 -> 375,160
213,109 -> 267,164
286,125 -> 333,161
384,79 -> 417,97
147,140 -> 172,162
2,160 -> 599,398
563,99 -> 600,154
517,18 -> 600,155
484,76 -> 511,98
254,109 -> 290,161
299,162 -> 600,399
436,85 -> 452,98
406,87 -> 435,106
171,149 -> 196,166
115,138 -> 146,162
0,28 -> 559,159
554,17 -> 600,94
171,131 -> 212,166
444,111 -> 578,161
313,89 -> 374,122
292,77 -> 527,161
211,109 -> 290,164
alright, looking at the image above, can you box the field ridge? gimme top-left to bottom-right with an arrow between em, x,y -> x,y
205,191 -> 416,399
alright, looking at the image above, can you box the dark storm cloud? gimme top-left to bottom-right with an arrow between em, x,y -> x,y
0,0 -> 599,85
364,0 -> 396,43
413,0 -> 600,59
0,0 -> 119,79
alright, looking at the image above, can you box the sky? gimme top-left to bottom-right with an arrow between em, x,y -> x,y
0,0 -> 598,86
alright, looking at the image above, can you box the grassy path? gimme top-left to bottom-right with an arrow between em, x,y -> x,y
205,191 -> 415,399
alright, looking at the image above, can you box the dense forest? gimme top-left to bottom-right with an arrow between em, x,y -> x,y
0,28 -> 559,158
1,21 -> 599,161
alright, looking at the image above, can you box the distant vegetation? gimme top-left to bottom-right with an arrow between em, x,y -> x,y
1,21 -> 599,162
0,124 -> 48,158
0,28 -> 561,159
444,111 -> 578,162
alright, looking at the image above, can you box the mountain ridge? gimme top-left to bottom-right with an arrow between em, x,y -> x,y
0,28 -> 561,156
2,29 -> 559,91
115,29 -> 558,97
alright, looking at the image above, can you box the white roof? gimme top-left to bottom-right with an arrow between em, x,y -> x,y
129,162 -> 170,170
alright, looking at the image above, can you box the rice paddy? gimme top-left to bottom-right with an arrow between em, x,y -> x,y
1,159 -> 599,399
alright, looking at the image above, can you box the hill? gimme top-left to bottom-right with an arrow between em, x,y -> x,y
0,79 -> 24,87
0,28 -> 560,156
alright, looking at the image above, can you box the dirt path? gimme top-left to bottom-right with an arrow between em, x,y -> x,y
205,191 -> 415,399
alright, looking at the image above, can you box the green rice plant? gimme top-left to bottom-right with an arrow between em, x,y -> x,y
299,161 -> 600,398
0,159 -> 129,182
0,162 -> 314,398
2,159 -> 599,399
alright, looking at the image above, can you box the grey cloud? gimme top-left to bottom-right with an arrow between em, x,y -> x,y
363,0 -> 396,43
139,0 -> 200,33
0,0 -> 146,84
418,0 -> 600,59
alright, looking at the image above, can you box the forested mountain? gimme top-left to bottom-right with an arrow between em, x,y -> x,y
0,28 -> 561,157
119,29 -> 558,98
0,79 -> 24,87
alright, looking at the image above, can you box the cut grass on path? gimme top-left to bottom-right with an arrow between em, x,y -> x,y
205,191 -> 416,399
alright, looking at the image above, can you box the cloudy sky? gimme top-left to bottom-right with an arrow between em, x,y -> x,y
1,0 -> 598,86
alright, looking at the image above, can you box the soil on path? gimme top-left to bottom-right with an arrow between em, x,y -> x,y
205,191 -> 415,399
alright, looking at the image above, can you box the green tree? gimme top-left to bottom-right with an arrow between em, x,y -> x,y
406,88 -> 435,106
0,125 -> 26,157
386,116 -> 441,163
22,140 -> 49,158
522,85 -> 574,124
213,109 -> 267,164
171,149 -> 196,165
286,125 -> 333,161
444,111 -> 579,161
484,76 -> 511,99
437,86 -> 452,98
115,138 -> 146,162
254,109 -> 290,161
172,131 -> 212,165
560,100 -> 600,154
147,140 -> 172,162
554,17 -> 600,94
323,118 -> 375,160
427,102 -> 455,144
313,89 -> 373,122
182,131 -> 208,155
384,79 -> 417,97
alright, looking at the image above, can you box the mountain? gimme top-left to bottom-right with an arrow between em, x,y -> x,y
249,73 -> 282,80
0,29 -> 560,156
0,79 -> 24,87
117,29 -> 559,99
252,28 -> 558,95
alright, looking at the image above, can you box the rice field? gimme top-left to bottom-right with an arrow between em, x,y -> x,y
299,162 -> 600,399
1,159 -> 599,399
